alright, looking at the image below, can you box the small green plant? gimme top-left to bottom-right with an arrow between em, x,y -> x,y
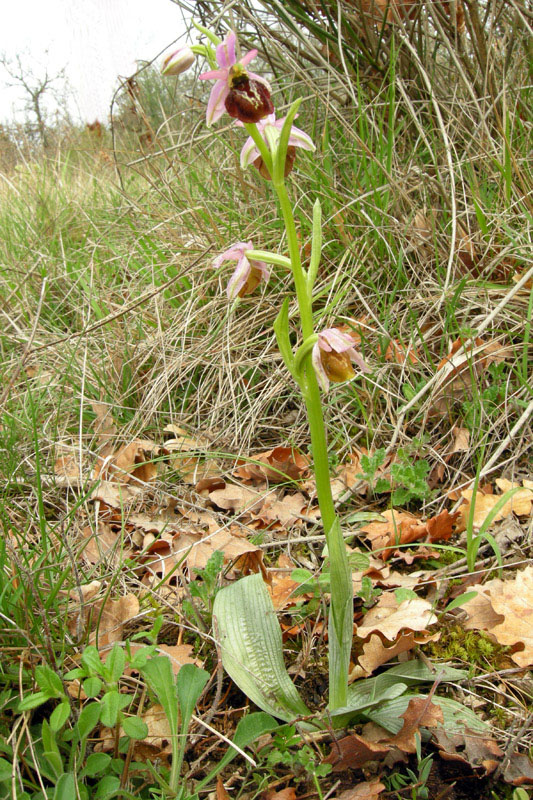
12,644 -> 279,799
387,738 -> 433,800
356,447 -> 387,493
262,725 -> 332,779
187,549 -> 224,614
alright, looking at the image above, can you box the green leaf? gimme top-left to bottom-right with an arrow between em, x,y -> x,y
49,701 -> 70,732
35,665 -> 64,697
273,98 -> 302,184
75,702 -> 101,741
368,694 -> 488,735
105,644 -> 126,683
177,664 -> 209,731
213,573 -> 311,722
94,775 -> 121,798
82,753 -> 111,778
83,676 -> 103,698
81,646 -> 104,676
18,690 -> 51,711
140,656 -> 178,736
122,716 -> 149,740
273,299 -> 296,379
53,773 -> 76,800
127,645 -> 156,669
99,690 -> 121,728
0,758 -> 11,782
443,591 -> 478,612
196,712 -> 279,791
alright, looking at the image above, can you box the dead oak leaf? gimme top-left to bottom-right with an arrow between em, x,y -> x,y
208,484 -> 264,514
351,630 -> 440,679
233,446 -> 309,484
462,566 -> 533,667
94,439 -> 159,484
89,593 -> 140,646
433,728 -> 502,776
359,508 -> 456,560
265,789 -> 297,800
356,593 -> 437,641
335,782 -> 386,800
458,480 -> 533,530
388,697 -> 443,753
323,733 -> 390,771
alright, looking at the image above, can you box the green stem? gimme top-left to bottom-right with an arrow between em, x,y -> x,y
272,177 -> 352,711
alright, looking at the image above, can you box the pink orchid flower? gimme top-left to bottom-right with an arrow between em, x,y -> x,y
312,328 -> 368,393
213,241 -> 270,299
199,31 -> 273,126
239,113 -> 315,174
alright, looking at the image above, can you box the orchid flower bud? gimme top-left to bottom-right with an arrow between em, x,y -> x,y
161,46 -> 195,76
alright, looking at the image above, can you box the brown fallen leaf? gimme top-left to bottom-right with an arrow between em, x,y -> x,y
388,697 -> 443,753
380,339 -> 418,365
462,565 -> 533,667
503,752 -> 533,785
265,789 -> 297,800
90,401 -> 116,448
89,593 -> 140,646
451,426 -> 470,453
347,783 -> 386,800
458,479 -> 533,530
255,491 -> 309,528
356,593 -> 438,641
323,733 -> 390,772
233,446 -> 309,484
208,484 -> 264,514
335,783 -> 386,800
351,630 -> 440,679
359,508 -> 458,560
433,728 -> 502,776
94,439 -> 159,484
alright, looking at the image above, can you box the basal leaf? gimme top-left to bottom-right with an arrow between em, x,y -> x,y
213,573 -> 311,722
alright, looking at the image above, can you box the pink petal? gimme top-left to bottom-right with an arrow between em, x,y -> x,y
312,342 -> 330,393
319,328 -> 355,353
240,136 -> 260,169
199,69 -> 227,81
216,31 -> 236,68
287,125 -> 315,151
227,256 -> 251,299
213,242 -> 249,268
206,81 -> 229,126
239,48 -> 258,67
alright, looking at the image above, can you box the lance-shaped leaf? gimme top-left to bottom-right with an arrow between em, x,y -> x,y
274,298 -> 297,380
213,573 -> 311,722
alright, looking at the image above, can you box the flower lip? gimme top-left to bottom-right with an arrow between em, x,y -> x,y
213,241 -> 270,299
312,327 -> 367,393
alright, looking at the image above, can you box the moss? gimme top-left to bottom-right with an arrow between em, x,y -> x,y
425,623 -> 507,668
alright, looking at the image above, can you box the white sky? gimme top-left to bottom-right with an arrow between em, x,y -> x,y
0,0 -> 188,124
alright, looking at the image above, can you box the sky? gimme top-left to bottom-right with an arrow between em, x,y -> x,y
0,0 -> 188,124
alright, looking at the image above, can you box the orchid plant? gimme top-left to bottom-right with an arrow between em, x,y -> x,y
165,24 -> 366,720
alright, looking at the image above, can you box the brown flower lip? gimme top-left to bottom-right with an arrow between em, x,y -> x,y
253,146 -> 296,181
320,350 -> 356,384
225,77 -> 274,124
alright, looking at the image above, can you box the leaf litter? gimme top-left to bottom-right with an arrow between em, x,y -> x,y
50,425 -> 533,793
